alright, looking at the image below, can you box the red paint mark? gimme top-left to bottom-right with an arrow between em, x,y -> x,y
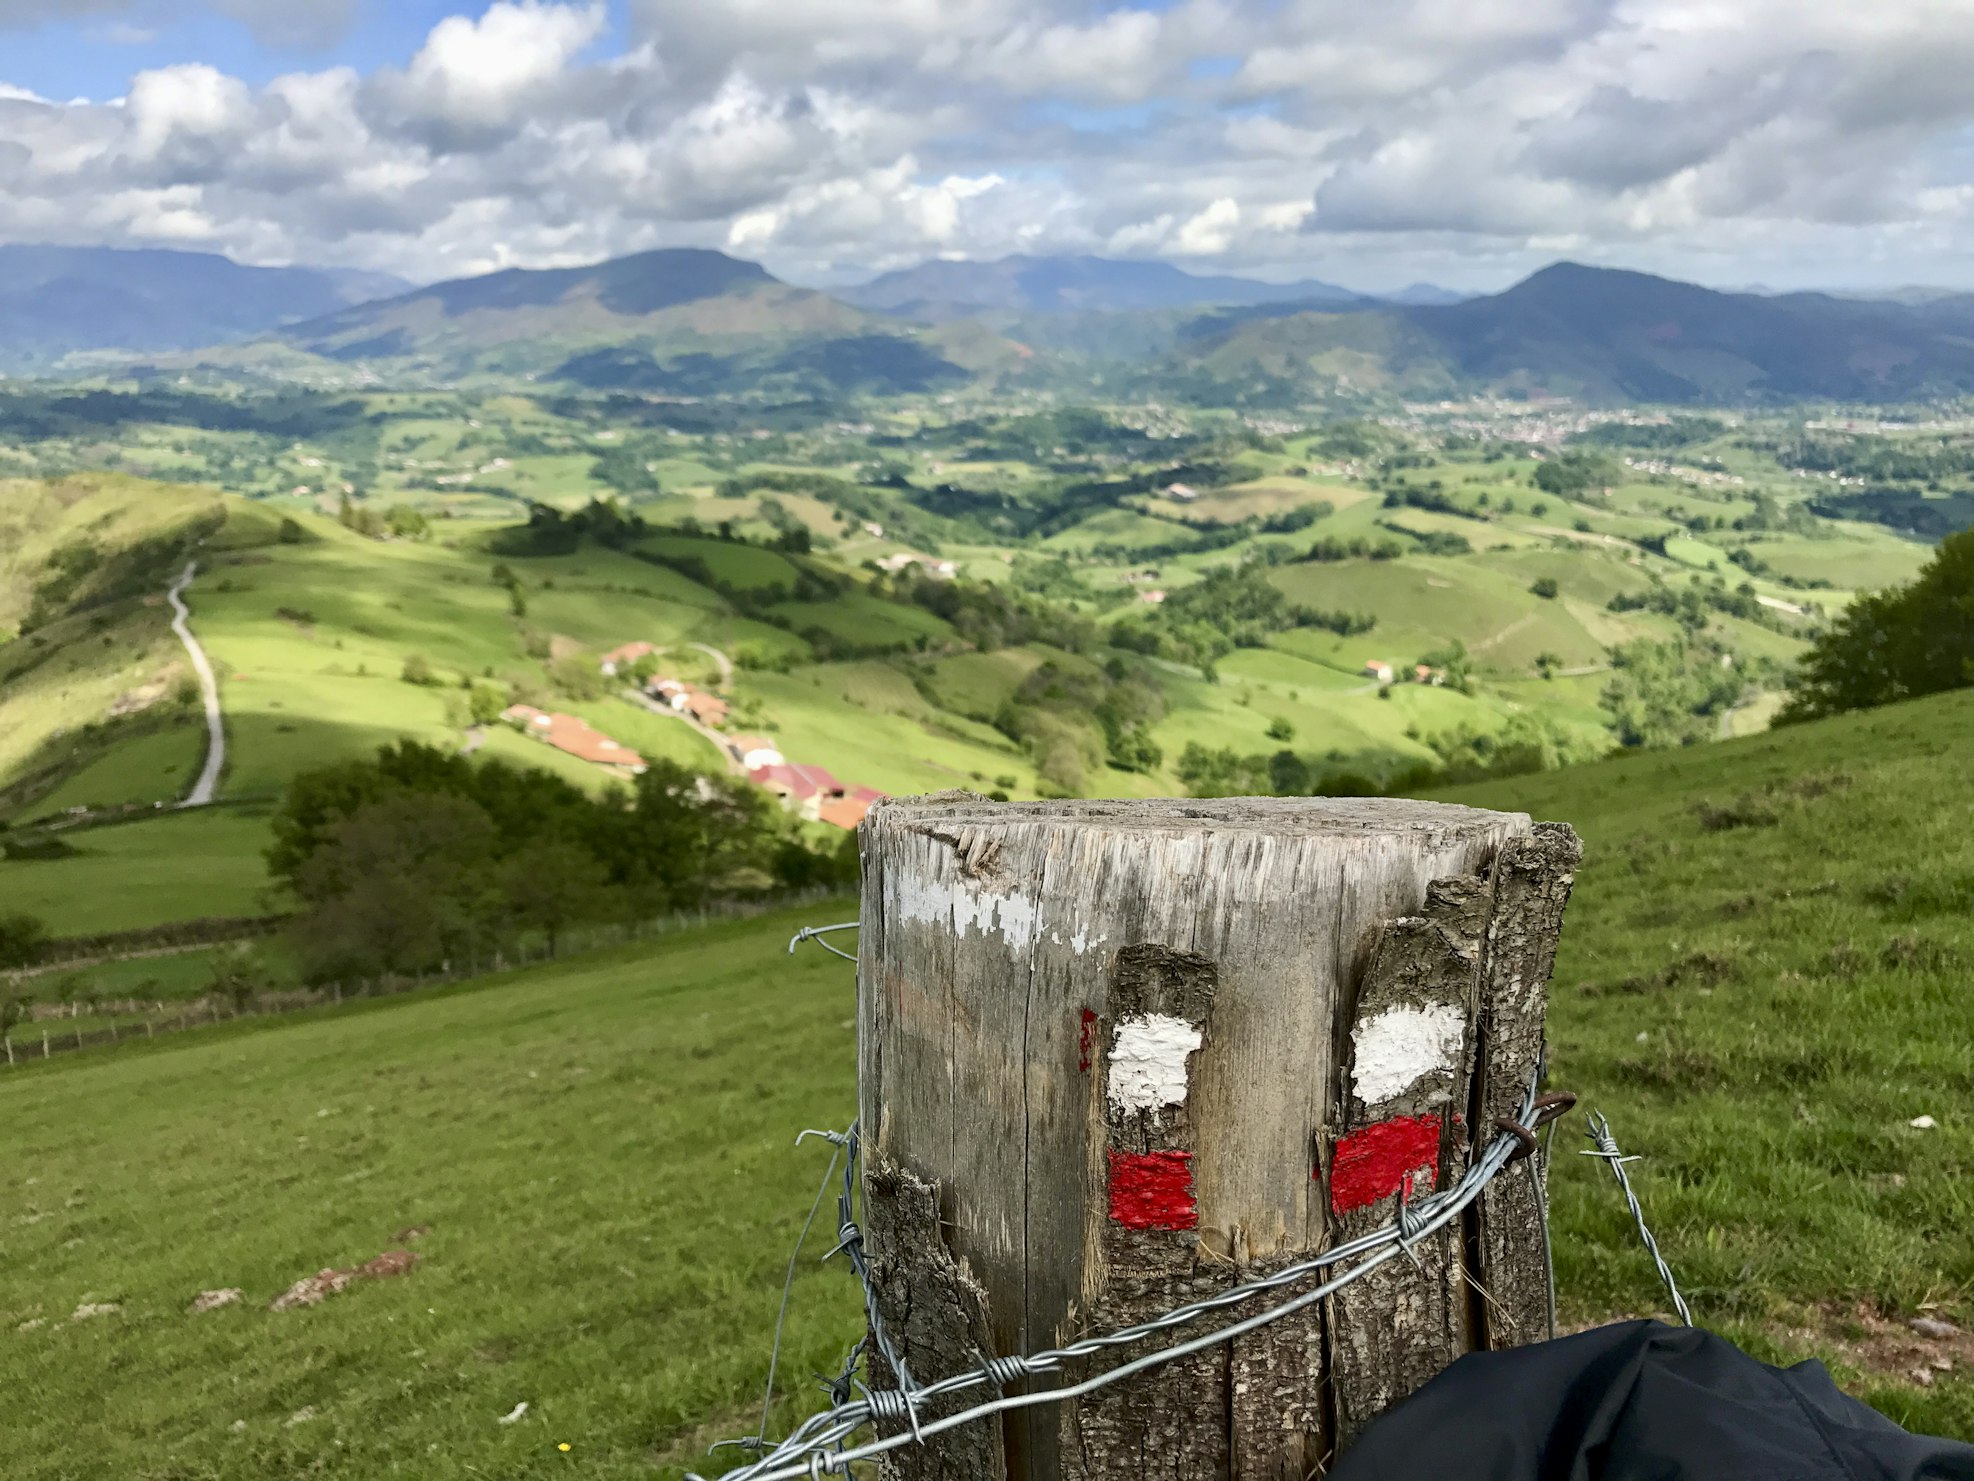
1325,1114 -> 1442,1216
1078,1008 -> 1098,1072
1107,1149 -> 1197,1230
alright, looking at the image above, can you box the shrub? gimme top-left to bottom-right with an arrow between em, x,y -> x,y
0,914 -> 51,970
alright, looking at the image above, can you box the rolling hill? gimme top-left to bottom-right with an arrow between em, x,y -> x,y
0,245 -> 409,371
1167,263 -> 1974,404
267,248 -> 1006,394
839,253 -> 1366,320
110,251 -> 1974,405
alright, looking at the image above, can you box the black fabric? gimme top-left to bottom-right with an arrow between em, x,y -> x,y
1331,1320 -> 1974,1481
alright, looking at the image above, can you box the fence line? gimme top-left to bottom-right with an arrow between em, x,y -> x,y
0,886 -> 838,1070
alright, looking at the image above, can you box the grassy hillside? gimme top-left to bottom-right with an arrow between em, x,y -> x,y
4,689 -> 1971,1480
0,908 -> 864,1481
0,474 -> 227,810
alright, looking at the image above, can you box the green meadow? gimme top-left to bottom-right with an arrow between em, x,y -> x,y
4,689 -> 1971,1479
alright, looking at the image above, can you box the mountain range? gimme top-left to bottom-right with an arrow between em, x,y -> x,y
836,254 -> 1371,319
0,245 -> 410,370
15,242 -> 1974,405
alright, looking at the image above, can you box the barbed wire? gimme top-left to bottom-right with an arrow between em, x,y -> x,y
692,1065 -> 1557,1481
1579,1110 -> 1692,1326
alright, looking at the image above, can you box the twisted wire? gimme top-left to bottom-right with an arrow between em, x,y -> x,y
787,922 -> 859,963
689,1071 -> 1549,1481
1579,1110 -> 1692,1326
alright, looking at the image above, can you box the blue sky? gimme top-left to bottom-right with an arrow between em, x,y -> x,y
3,0 -> 1974,293
3,1 -> 625,99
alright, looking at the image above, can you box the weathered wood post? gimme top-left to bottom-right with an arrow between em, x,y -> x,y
858,796 -> 1579,1480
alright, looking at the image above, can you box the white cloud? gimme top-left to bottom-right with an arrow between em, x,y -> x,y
4,0 -> 1974,290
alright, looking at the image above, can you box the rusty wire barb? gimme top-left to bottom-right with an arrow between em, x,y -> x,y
692,1066 -> 1557,1481
1579,1110 -> 1692,1327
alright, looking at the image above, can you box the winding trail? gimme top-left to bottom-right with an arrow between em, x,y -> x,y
623,687 -> 745,776
683,641 -> 734,687
166,559 -> 224,807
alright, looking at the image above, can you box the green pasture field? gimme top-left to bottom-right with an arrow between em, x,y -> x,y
25,723 -> 207,817
0,905 -> 867,1481
765,590 -> 954,649
640,536 -> 802,596
0,807 -> 279,935
1268,555 -> 1659,674
1446,688 -> 1974,1441
4,692 -> 1971,1481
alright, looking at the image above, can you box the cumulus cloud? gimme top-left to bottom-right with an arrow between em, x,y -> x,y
4,0 -> 1974,290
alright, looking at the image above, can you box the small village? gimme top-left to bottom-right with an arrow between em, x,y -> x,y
500,641 -> 887,830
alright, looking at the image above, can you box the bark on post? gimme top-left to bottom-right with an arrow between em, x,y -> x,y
857,796 -> 1577,1481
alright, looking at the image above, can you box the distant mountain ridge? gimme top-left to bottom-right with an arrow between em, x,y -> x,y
45,245 -> 1974,406
1165,262 -> 1974,404
839,254 -> 1372,320
0,245 -> 411,370
267,247 -> 1021,396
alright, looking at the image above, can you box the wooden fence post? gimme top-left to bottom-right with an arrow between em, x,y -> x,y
857,796 -> 1578,1480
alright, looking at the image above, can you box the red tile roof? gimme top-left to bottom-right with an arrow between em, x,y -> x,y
503,705 -> 643,770
602,641 -> 659,666
818,794 -> 877,829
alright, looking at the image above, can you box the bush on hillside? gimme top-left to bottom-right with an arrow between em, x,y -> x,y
0,914 -> 51,970
1777,527 -> 1974,723
1601,637 -> 1749,749
1533,450 -> 1621,497
269,742 -> 846,979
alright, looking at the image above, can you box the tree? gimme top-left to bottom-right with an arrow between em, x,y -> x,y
1533,451 -> 1620,497
548,654 -> 604,702
290,794 -> 505,979
592,445 -> 660,497
0,914 -> 49,971
600,762 -> 780,909
1602,638 -> 1746,748
1267,749 -> 1312,796
468,680 -> 509,725
501,841 -> 608,956
401,653 -> 439,686
207,942 -> 266,1014
1777,527 -> 1974,722
1530,577 -> 1560,600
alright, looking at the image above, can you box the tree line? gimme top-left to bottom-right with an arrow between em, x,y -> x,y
267,742 -> 854,981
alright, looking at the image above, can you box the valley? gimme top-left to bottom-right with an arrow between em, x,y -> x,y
1,241 -> 1970,1477
4,389 -> 1936,901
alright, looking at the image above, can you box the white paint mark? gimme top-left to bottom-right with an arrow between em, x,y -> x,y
1107,1013 -> 1203,1114
895,871 -> 1042,952
1351,1003 -> 1464,1105
1070,922 -> 1107,955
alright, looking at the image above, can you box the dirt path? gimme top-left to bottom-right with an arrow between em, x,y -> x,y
1472,612 -> 1539,655
661,641 -> 734,688
622,688 -> 745,776
166,559 -> 224,807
